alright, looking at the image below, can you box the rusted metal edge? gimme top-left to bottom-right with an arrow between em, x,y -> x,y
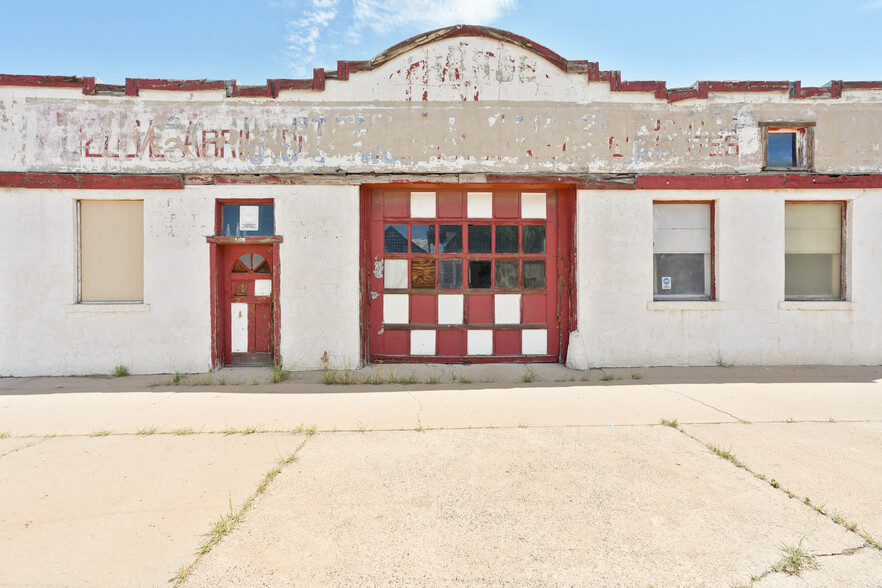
3,26 -> 880,101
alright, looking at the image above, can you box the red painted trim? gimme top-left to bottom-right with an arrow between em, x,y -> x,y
359,185 -> 371,365
6,27 -> 876,102
272,243 -> 282,367
209,243 -> 220,369
205,236 -> 283,244
0,172 -> 184,190
372,355 -> 559,364
636,174 -> 882,190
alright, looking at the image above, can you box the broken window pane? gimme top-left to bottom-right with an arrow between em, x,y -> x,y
384,224 -> 408,253
411,259 -> 436,289
468,225 -> 491,253
523,225 -> 546,253
495,260 -> 519,288
495,225 -> 518,253
524,260 -> 545,288
439,260 -> 462,289
439,225 -> 462,253
468,260 -> 492,289
411,225 -> 435,254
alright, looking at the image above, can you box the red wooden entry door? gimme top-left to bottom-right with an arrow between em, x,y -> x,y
367,188 -> 569,362
222,245 -> 274,365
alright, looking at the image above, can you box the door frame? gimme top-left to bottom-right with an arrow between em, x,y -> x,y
207,199 -> 282,370
359,183 -> 576,364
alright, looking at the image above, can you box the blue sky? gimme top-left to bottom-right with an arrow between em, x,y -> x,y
2,1 -> 880,88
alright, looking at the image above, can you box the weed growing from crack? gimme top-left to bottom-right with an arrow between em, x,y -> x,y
191,375 -> 214,386
708,444 -> 746,468
0,432 -> 9,439
600,373 -> 615,381
172,427 -> 195,436
112,365 -> 129,377
521,366 -> 537,383
90,430 -> 112,437
580,374 -> 591,381
424,373 -> 441,384
136,426 -> 157,436
389,371 -> 418,384
660,418 -> 679,428
775,540 -> 819,575
356,421 -> 368,433
630,372 -> 644,380
271,361 -> 290,383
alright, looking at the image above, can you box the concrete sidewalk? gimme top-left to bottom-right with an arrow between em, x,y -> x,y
1,364 -> 881,586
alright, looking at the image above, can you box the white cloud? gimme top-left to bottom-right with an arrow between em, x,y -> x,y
285,0 -> 340,74
350,0 -> 517,38
861,0 -> 882,8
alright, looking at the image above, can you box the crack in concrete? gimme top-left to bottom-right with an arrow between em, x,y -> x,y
407,390 -> 424,429
654,383 -> 746,422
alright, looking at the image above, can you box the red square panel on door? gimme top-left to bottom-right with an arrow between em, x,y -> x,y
522,294 -> 547,324
466,295 -> 493,324
437,192 -> 464,218
384,330 -> 409,355
493,192 -> 520,219
437,330 -> 465,356
494,330 -> 521,355
384,193 -> 409,218
411,295 -> 437,324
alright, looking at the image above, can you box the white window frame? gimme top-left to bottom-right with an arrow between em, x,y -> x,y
653,201 -> 714,301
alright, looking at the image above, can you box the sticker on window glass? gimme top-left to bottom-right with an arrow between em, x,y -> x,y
661,276 -> 672,290
239,206 -> 260,231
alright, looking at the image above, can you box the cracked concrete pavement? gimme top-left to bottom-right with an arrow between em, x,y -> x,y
1,364 -> 881,586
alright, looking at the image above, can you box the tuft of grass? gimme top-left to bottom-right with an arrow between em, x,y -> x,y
738,419 -> 752,424
600,373 -> 615,381
630,372 -> 644,380
714,350 -> 734,368
452,373 -> 472,384
580,374 -> 591,381
172,427 -> 195,436
356,421 -> 368,433
865,535 -> 882,550
271,361 -> 290,383
0,431 -> 10,439
191,375 -> 214,386
786,417 -> 796,423
521,366 -> 537,383
775,540 -> 819,575
112,365 -> 129,377
90,429 -> 112,437
518,423 -> 528,429
660,418 -> 679,428
136,426 -> 157,436
425,373 -> 441,384
708,444 -> 746,469
324,364 -> 358,385
148,381 -> 162,388
414,425 -> 424,432
770,479 -> 780,488
173,371 -> 185,384
218,375 -> 228,386
252,378 -> 260,385
389,370 -> 418,384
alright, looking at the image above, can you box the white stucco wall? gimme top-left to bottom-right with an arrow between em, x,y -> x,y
0,184 -> 361,376
567,188 -> 882,367
0,187 -> 213,376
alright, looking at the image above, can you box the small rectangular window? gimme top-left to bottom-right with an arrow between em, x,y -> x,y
653,203 -> 712,300
761,122 -> 814,170
221,203 -> 275,236
785,202 -> 843,300
79,200 -> 144,302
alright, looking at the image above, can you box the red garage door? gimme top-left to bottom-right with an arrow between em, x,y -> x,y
366,187 -> 572,362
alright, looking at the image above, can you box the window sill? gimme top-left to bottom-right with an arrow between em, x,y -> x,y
67,303 -> 151,313
647,300 -> 726,311
778,301 -> 853,311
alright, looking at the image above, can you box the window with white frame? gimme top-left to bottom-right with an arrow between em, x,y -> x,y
79,200 -> 144,302
653,203 -> 713,300
785,202 -> 843,300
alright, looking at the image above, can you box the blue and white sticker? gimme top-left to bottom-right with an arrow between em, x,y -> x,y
661,276 -> 672,290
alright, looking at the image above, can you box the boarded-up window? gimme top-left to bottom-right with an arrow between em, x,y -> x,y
785,202 -> 843,300
79,200 -> 144,302
653,203 -> 712,300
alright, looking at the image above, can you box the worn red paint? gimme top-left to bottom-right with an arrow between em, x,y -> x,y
0,173 -> 183,190
636,174 -> 882,190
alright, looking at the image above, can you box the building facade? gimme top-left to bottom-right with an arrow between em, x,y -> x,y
2,25 -> 881,376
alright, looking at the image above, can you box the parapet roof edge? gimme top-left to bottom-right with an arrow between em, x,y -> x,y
1,25 -> 880,102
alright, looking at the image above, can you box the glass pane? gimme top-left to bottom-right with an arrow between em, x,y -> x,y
411,259 -> 436,289
384,224 -> 408,253
468,225 -> 491,253
439,260 -> 462,289
468,260 -> 492,289
496,260 -> 519,288
255,260 -> 271,274
232,259 -> 248,273
495,225 -> 518,253
238,254 -> 252,270
654,253 -> 707,296
523,225 -> 546,253
768,133 -> 797,167
439,225 -> 462,253
221,204 -> 274,237
411,225 -> 435,254
524,260 -> 545,288
785,253 -> 840,299
252,254 -> 265,267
